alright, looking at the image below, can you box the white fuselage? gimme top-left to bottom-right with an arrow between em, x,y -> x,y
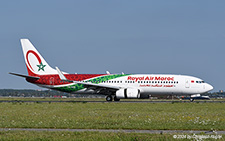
65,74 -> 213,96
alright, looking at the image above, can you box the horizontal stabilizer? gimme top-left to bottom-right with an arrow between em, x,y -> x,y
9,72 -> 40,80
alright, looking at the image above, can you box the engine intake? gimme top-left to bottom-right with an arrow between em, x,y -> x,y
116,88 -> 140,99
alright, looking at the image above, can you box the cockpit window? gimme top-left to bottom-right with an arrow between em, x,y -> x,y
196,81 -> 205,83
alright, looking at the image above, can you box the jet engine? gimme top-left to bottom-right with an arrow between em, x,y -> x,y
116,88 -> 140,99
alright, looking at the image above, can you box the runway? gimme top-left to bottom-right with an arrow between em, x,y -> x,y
0,100 -> 224,103
0,128 -> 224,134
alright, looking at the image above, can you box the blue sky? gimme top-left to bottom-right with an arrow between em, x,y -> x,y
1,0 -> 225,92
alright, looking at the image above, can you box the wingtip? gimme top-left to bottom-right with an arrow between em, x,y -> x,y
20,38 -> 29,42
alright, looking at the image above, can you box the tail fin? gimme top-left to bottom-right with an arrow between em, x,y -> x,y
21,39 -> 58,76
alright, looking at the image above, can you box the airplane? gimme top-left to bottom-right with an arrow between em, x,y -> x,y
10,39 -> 213,102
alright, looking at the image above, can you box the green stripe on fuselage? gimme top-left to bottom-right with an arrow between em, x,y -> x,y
53,74 -> 129,93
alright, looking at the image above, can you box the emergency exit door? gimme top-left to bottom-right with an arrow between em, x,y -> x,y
185,79 -> 190,88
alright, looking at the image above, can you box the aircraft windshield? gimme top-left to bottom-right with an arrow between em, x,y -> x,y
196,81 -> 205,83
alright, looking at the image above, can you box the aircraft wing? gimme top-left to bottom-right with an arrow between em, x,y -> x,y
56,67 -> 121,91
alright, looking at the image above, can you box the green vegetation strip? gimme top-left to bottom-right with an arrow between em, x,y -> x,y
0,131 -> 192,141
0,102 -> 224,130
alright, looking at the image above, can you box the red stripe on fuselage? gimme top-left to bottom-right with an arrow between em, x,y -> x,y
26,74 -> 106,85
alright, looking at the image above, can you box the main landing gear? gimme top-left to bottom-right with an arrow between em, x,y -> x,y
106,95 -> 113,101
106,95 -> 120,102
114,96 -> 120,101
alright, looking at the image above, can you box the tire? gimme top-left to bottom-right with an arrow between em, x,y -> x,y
106,95 -> 113,101
190,98 -> 194,102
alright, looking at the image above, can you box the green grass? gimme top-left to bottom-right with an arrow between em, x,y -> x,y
0,131 -> 223,141
0,102 -> 224,130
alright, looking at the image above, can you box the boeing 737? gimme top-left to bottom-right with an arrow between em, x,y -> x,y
10,39 -> 213,101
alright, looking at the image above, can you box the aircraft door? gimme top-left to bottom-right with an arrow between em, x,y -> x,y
49,77 -> 54,85
185,79 -> 190,88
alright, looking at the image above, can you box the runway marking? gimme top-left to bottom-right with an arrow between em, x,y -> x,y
0,128 -> 224,134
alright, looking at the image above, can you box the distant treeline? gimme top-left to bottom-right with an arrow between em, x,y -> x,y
0,89 -> 224,98
0,89 -> 103,98
0,89 -> 66,97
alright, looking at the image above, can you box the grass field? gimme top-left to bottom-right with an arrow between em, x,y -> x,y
0,101 -> 224,131
0,99 -> 224,140
1,131 -> 223,141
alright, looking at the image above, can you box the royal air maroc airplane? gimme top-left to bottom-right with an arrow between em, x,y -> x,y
10,39 -> 213,102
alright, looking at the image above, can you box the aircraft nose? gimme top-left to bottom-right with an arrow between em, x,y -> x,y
206,83 -> 213,91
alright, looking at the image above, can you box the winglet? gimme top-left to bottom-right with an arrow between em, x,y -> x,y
56,67 -> 73,83
56,67 -> 68,81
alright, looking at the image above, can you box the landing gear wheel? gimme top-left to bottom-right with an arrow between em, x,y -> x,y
106,95 -> 113,101
114,97 -> 120,101
190,98 -> 194,102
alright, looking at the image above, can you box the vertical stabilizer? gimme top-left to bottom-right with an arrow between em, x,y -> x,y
21,39 -> 58,76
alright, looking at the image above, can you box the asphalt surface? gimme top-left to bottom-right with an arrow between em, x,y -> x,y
0,128 -> 224,134
0,100 -> 224,103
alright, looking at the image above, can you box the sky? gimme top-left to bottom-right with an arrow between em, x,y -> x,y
0,0 -> 225,92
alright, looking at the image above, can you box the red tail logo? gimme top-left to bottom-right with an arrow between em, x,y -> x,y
26,50 -> 46,72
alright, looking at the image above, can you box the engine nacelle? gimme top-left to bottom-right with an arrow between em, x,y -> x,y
191,94 -> 201,97
116,88 -> 140,99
